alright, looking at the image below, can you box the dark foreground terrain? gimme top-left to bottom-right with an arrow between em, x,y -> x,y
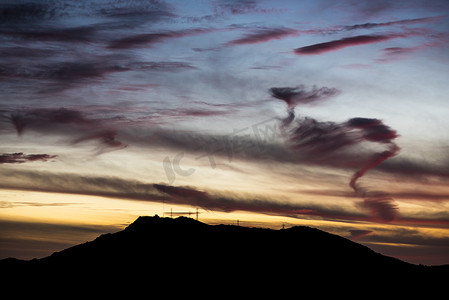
1,216 -> 447,289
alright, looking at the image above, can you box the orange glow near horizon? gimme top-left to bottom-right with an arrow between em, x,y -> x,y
1,188 -> 448,265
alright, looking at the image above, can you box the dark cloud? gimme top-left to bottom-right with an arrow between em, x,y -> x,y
378,156 -> 449,180
0,153 -> 57,164
343,15 -> 445,31
294,34 -> 401,55
6,108 -> 126,153
0,2 -> 54,25
286,116 -> 400,222
0,26 -> 96,43
356,189 -> 399,222
2,168 -> 445,226
0,59 -> 195,83
0,1 -> 194,96
270,85 -> 340,108
0,1 -> 176,59
107,28 -> 213,49
213,0 -> 277,15
226,28 -> 298,45
3,106 -> 239,154
1,101 -> 406,222
108,32 -> 175,49
0,169 -> 366,223
0,0 -> 175,29
346,0 -> 449,18
269,85 -> 401,222
8,108 -> 92,135
164,108 -> 233,118
0,46 -> 57,59
130,61 -> 196,72
98,1 -> 175,21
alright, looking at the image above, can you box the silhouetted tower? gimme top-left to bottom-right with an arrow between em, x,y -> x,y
164,208 -> 201,220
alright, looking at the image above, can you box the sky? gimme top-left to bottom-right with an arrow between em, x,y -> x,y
0,0 -> 449,266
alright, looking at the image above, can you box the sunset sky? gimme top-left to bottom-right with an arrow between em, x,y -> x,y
1,0 -> 449,266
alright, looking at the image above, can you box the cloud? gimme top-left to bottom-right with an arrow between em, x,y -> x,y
343,15 -> 446,31
0,201 -> 75,208
213,0 -> 281,15
356,189 -> 399,222
294,34 -> 402,55
4,105 -> 242,155
349,229 -> 373,241
0,26 -> 96,43
286,117 -> 400,222
6,108 -> 126,153
269,85 -> 340,108
0,153 -> 57,164
8,108 -> 93,135
0,59 -> 195,84
269,85 -> 401,222
377,157 -> 449,180
0,169 -> 367,223
0,0 -> 175,31
347,0 -> 449,18
375,42 -> 441,63
97,0 -> 175,25
107,28 -> 214,49
2,168 -> 446,226
2,100 -> 404,223
0,2 -> 54,25
226,28 -> 299,46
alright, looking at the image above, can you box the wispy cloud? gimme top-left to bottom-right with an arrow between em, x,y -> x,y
6,107 -> 126,153
349,229 -> 373,241
0,58 -> 195,84
0,168 -> 365,222
293,14 -> 444,55
1,168 -> 447,226
0,201 -> 76,208
0,152 -> 57,164
294,34 -> 401,55
213,0 -> 283,16
375,42 -> 441,63
225,28 -> 299,46
107,28 -> 214,49
343,15 -> 446,31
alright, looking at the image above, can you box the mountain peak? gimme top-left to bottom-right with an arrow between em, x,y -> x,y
124,215 -> 206,232
1,214 -> 447,286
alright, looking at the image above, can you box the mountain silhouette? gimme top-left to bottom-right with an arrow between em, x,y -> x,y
1,215 -> 447,288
